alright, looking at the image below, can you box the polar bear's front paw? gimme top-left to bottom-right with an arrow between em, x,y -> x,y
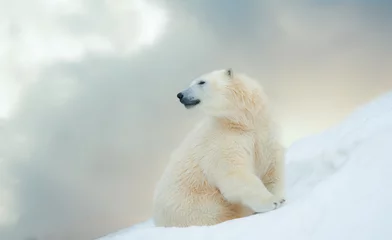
272,198 -> 286,209
252,196 -> 286,214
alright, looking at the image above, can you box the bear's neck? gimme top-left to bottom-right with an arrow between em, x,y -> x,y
213,110 -> 269,132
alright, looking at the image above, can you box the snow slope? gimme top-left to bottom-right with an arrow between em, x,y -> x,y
98,91 -> 392,240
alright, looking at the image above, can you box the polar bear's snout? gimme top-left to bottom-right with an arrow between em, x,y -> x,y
177,88 -> 200,108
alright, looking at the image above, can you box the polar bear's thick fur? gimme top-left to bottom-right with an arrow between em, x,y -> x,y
152,69 -> 285,227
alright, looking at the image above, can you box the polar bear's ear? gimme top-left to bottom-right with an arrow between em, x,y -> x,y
226,68 -> 233,78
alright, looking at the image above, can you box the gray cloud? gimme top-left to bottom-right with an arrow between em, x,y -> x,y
0,0 -> 392,239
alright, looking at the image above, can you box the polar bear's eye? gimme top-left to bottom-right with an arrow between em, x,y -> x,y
198,81 -> 206,85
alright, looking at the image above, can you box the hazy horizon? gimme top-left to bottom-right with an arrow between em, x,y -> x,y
0,0 -> 392,239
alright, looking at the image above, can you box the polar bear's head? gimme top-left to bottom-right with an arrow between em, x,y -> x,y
176,68 -> 265,117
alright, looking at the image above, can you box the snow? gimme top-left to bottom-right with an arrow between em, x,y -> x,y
98,91 -> 392,240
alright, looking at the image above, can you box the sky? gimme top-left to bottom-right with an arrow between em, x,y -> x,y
0,0 -> 391,239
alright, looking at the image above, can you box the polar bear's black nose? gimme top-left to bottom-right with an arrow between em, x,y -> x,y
177,92 -> 184,100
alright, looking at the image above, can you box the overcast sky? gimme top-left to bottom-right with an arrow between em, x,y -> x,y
0,0 -> 392,239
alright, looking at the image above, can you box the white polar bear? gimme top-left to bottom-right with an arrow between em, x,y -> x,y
152,69 -> 285,227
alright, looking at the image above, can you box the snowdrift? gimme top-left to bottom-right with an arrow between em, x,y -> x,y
98,91 -> 392,240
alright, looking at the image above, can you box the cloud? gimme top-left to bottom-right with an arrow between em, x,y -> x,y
0,0 -> 391,239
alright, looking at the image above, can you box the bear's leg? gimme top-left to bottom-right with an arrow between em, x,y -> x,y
214,170 -> 285,214
207,141 -> 286,214
262,142 -> 285,201
264,163 -> 285,200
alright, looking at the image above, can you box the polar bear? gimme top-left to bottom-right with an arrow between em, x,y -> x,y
152,69 -> 285,227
